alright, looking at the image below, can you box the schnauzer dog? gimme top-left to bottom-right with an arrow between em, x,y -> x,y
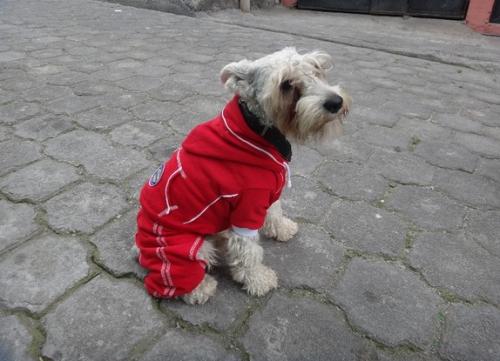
134,47 -> 350,304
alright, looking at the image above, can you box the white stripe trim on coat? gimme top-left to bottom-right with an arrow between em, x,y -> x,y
183,193 -> 239,225
221,105 -> 291,188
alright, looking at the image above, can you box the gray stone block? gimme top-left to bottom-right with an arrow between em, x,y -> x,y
0,159 -> 80,201
110,121 -> 169,147
0,235 -> 89,313
476,158 -> 500,183
44,130 -> 149,180
317,161 -> 387,201
432,113 -> 483,134
414,141 -> 478,173
45,94 -> 101,115
0,200 -> 38,252
409,232 -> 500,305
433,169 -> 500,209
354,125 -> 411,150
324,200 -> 407,256
290,145 -> 324,177
281,176 -> 334,224
0,315 -> 35,361
440,304 -> 500,361
13,114 -> 74,141
138,329 -> 239,361
368,150 -> 435,186
44,182 -> 128,234
131,100 -> 183,123
42,275 -> 165,361
263,223 -> 345,290
116,75 -> 163,92
454,132 -> 500,158
385,185 -> 466,231
162,275 -> 252,331
74,106 -> 133,130
242,292 -> 375,361
331,258 -> 442,348
0,140 -> 42,176
90,210 -> 145,278
0,101 -> 40,124
465,209 -> 500,258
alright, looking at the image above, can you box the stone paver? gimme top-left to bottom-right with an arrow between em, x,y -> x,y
465,209 -> 500,257
13,114 -> 74,141
410,232 -> 500,305
110,121 -> 170,147
324,200 -> 407,256
0,200 -> 39,252
0,0 -> 499,359
0,158 -> 80,201
433,168 -> 500,209
440,304 -> 500,361
0,315 -> 35,361
331,258 -> 442,348
162,275 -> 253,331
90,210 -> 145,277
44,182 -> 128,234
263,223 -> 345,289
42,275 -> 165,361
368,149 -> 435,186
414,140 -> 479,173
281,176 -> 334,224
242,293 -> 375,361
0,139 -> 42,176
317,161 -> 387,201
44,129 -> 149,180
0,235 -> 89,313
385,185 -> 466,231
138,329 -> 239,361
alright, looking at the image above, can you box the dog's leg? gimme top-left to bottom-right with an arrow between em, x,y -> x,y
261,200 -> 298,242
226,232 -> 277,296
182,274 -> 217,305
181,241 -> 218,305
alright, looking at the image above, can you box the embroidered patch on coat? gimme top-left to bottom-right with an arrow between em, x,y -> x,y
149,164 -> 164,186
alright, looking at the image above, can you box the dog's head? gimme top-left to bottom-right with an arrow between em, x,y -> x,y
220,47 -> 351,143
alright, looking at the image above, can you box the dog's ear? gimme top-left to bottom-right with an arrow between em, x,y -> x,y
307,51 -> 333,72
220,59 -> 255,96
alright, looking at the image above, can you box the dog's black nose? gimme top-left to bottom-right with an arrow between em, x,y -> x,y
323,95 -> 343,113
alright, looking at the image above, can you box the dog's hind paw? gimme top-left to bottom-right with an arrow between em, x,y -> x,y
182,275 -> 217,305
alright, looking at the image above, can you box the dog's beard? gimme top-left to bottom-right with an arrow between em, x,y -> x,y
284,95 -> 348,143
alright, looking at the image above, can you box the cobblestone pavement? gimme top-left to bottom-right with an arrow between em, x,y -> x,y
1,0 -> 500,360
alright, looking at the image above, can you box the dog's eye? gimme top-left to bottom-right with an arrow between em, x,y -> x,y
280,80 -> 293,92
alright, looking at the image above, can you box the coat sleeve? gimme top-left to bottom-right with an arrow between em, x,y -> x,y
229,188 -> 273,231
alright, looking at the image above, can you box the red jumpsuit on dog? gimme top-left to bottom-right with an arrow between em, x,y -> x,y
135,96 -> 291,298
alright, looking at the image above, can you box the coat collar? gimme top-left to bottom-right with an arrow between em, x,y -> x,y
237,99 -> 292,162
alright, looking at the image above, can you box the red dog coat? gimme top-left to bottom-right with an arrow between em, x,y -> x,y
135,96 -> 291,298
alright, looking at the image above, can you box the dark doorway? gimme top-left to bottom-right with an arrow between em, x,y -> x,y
491,0 -> 500,23
297,0 -> 470,20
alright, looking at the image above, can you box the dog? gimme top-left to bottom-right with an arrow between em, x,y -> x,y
134,47 -> 350,304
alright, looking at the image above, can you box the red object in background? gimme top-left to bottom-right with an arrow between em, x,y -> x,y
466,0 -> 500,35
282,0 -> 297,7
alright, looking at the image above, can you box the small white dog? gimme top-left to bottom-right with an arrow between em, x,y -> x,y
134,47 -> 350,304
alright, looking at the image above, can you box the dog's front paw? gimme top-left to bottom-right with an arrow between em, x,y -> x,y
243,264 -> 278,297
262,216 -> 299,242
274,217 -> 298,242
182,275 -> 217,305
